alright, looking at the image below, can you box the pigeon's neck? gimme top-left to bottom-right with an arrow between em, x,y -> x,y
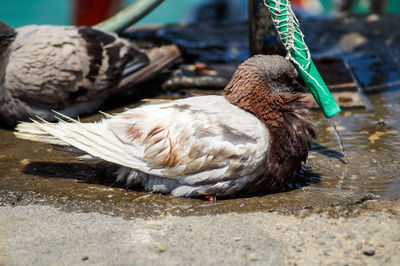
224,75 -> 292,149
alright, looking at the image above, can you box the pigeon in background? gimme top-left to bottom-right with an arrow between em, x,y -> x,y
0,21 -> 181,126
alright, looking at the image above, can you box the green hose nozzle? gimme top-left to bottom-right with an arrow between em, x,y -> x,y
264,0 -> 341,117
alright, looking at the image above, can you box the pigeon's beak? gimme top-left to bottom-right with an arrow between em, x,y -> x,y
292,78 -> 306,93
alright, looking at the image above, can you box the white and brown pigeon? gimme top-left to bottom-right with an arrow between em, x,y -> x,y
0,21 -> 181,126
15,55 -> 317,197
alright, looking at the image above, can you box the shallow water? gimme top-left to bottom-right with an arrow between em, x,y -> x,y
309,92 -> 400,200
1,17 -> 400,218
328,117 -> 349,164
0,85 -> 398,218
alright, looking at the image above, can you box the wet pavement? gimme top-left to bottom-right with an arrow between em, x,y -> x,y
0,100 -> 396,219
0,114 -> 377,219
1,15 -> 400,265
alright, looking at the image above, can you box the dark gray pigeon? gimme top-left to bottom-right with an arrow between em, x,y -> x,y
0,21 -> 181,126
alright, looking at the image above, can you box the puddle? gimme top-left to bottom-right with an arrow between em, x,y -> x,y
1,16 -> 400,218
308,92 -> 400,200
1,88 -> 397,218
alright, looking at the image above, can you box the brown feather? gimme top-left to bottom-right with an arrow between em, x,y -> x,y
125,123 -> 143,141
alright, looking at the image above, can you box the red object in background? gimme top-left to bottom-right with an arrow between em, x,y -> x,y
291,0 -> 305,7
72,0 -> 122,26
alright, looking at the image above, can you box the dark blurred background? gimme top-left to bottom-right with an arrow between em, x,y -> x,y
1,0 -> 400,28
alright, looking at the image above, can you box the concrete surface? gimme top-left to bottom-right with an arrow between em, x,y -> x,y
0,200 -> 399,266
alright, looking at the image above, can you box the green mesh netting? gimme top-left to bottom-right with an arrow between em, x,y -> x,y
264,0 -> 341,117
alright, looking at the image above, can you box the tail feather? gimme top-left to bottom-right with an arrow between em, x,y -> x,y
14,115 -> 145,169
117,44 -> 182,90
15,121 -> 68,146
123,51 -> 149,75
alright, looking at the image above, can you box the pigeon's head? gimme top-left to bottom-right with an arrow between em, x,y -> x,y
224,55 -> 313,130
251,55 -> 304,94
0,21 -> 16,53
225,55 -> 304,97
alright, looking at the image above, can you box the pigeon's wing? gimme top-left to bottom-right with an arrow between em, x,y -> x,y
15,96 -> 269,187
77,26 -> 148,90
108,96 -> 270,182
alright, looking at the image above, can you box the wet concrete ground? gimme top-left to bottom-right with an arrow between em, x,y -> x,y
1,83 -> 399,219
1,15 -> 400,265
1,201 -> 399,265
0,112 -> 377,219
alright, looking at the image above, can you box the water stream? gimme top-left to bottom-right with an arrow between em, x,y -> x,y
328,116 -> 349,164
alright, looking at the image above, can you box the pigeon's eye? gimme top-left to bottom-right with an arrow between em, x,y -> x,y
278,74 -> 288,83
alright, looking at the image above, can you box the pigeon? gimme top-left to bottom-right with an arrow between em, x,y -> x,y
15,55 -> 317,197
0,21 -> 181,126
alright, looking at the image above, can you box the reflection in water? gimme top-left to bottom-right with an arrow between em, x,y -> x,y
289,166 -> 321,191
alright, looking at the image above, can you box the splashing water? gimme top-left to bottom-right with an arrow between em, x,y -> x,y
328,117 -> 349,164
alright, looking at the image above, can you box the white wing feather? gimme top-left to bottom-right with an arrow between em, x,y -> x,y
15,96 -> 270,195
